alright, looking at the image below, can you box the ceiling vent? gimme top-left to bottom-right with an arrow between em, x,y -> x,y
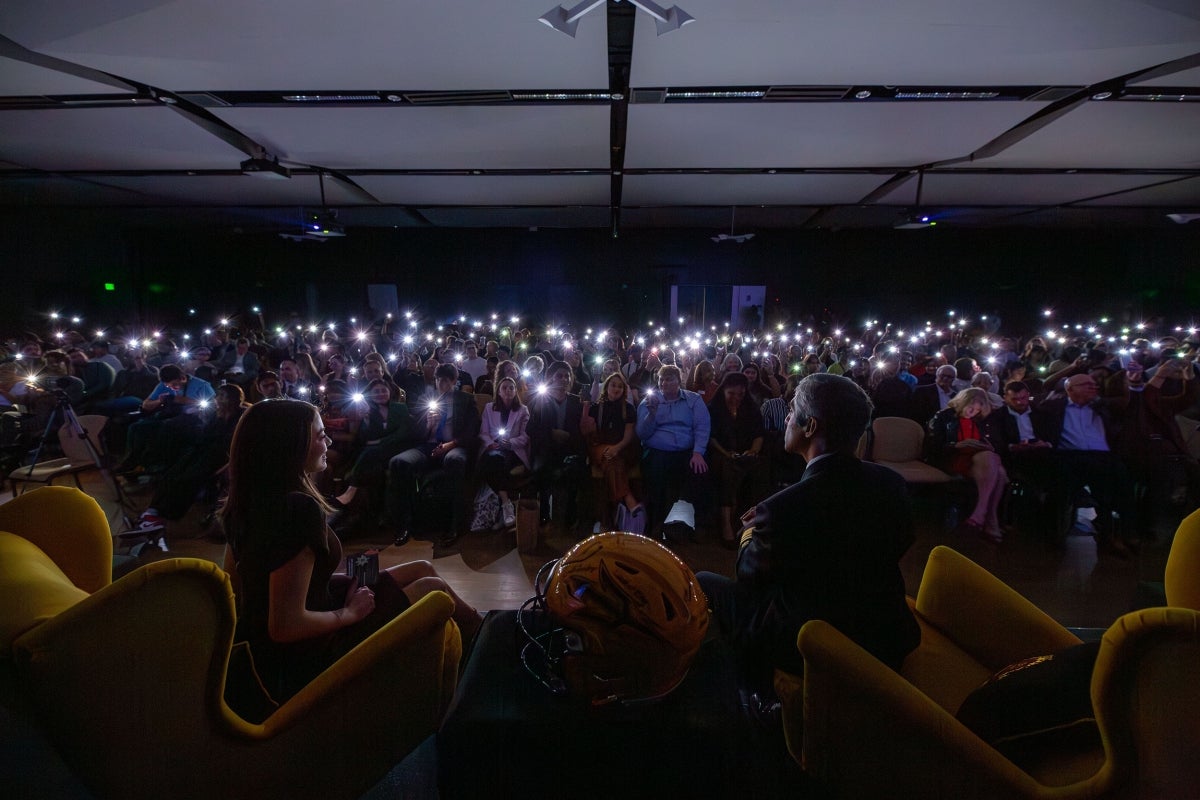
1025,86 -> 1082,102
631,88 -> 667,104
403,90 -> 513,105
764,86 -> 851,101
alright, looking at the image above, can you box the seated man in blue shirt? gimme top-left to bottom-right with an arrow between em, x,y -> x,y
1034,371 -> 1139,558
636,364 -> 710,540
117,364 -> 216,476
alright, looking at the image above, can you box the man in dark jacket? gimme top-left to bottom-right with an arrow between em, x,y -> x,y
527,360 -> 587,525
386,362 -> 479,546
697,373 -> 920,698
1034,371 -> 1139,557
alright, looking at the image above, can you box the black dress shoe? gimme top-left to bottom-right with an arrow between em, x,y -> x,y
393,528 -> 411,546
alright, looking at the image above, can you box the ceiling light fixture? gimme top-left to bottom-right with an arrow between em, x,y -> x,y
712,206 -> 755,243
895,170 -> 938,229
540,0 -> 693,37
665,89 -> 765,99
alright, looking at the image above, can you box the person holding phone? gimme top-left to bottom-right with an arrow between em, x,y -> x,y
221,399 -> 480,702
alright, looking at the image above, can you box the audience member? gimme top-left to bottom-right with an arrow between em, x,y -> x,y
706,371 -> 767,548
927,387 -> 1008,542
636,364 -> 710,540
328,378 -> 416,531
1034,372 -> 1140,558
581,371 -> 640,531
527,360 -> 587,526
386,363 -> 479,546
477,376 -> 531,529
135,383 -> 248,527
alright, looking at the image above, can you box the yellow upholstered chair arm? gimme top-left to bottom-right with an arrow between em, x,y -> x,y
1164,508 -> 1200,610
225,592 -> 462,799
0,486 -> 111,592
798,619 -> 1043,800
12,558 -> 235,799
916,546 -> 1081,671
1090,607 -> 1200,799
13,559 -> 461,800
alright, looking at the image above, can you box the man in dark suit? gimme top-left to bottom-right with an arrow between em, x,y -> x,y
909,364 -> 956,425
386,362 -> 479,546
697,373 -> 920,699
988,380 -> 1069,541
527,360 -> 587,525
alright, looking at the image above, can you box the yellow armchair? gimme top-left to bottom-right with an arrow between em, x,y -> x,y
791,509 -> 1200,800
1,486 -> 462,800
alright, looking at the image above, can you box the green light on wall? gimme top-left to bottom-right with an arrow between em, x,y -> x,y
104,283 -> 116,291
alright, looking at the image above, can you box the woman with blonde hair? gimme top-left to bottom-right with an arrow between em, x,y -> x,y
927,387 -> 1007,542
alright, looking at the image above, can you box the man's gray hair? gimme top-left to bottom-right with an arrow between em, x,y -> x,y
792,373 -> 873,451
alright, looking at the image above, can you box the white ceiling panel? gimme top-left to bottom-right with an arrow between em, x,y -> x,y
917,172 -> 1169,206
86,174 -> 364,206
354,175 -> 610,206
0,1 -> 608,91
625,103 -> 1040,168
1129,66 -> 1200,85
0,55 -> 128,95
1076,175 -> 1200,205
630,0 -> 1200,87
0,106 -> 246,170
960,103 -> 1200,169
214,106 -> 611,170
623,173 -> 887,205
0,175 -> 152,205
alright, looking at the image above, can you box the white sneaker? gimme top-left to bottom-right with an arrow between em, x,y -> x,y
502,501 -> 516,528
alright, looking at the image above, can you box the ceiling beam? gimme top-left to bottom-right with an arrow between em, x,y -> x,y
607,0 -> 635,237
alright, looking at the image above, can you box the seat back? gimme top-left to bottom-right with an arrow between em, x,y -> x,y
1165,507 -> 1200,610
869,416 -> 925,463
58,414 -> 108,467
475,393 -> 493,417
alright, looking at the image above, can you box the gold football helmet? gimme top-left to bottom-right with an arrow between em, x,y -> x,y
519,532 -> 709,706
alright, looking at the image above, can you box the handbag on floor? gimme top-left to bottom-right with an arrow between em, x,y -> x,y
515,497 -> 541,552
469,485 -> 501,532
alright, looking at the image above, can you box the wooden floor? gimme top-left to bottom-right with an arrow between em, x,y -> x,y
2,470 -> 1180,629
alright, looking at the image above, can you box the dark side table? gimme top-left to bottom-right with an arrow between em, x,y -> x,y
436,610 -> 791,799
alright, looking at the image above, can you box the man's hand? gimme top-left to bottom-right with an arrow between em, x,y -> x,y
689,452 -> 708,474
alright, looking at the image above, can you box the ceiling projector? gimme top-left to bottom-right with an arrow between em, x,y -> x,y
894,213 -> 937,230
711,232 -> 755,243
279,210 -> 345,241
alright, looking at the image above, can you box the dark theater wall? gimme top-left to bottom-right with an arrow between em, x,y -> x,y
4,219 -> 1198,336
